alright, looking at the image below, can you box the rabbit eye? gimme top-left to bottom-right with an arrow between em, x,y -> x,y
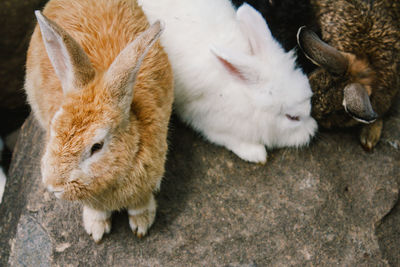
90,142 -> 104,156
286,114 -> 300,121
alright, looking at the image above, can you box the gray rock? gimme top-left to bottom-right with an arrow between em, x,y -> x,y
376,93 -> 400,267
1,93 -> 399,265
9,215 -> 52,267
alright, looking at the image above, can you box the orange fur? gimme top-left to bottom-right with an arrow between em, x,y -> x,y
24,0 -> 173,239
345,53 -> 374,95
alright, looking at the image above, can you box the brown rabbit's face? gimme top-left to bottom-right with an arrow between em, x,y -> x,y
308,69 -> 348,126
308,62 -> 375,128
41,88 -> 120,201
297,27 -> 378,127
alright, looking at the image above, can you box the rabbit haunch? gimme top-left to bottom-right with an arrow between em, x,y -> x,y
139,0 -> 317,163
24,0 -> 174,242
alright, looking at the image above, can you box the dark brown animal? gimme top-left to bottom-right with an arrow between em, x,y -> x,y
298,0 -> 400,150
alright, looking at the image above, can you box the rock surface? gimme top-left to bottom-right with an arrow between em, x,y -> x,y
1,92 -> 399,266
376,93 -> 400,267
1,1 -> 399,265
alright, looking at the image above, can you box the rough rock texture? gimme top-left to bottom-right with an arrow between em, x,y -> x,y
1,92 -> 399,266
376,92 -> 400,266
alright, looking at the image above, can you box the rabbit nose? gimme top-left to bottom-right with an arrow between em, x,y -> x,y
53,191 -> 64,199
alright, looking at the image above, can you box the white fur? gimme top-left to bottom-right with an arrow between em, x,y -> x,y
128,195 -> 156,216
128,194 -> 156,236
139,0 -> 317,163
83,206 -> 112,242
42,108 -> 65,185
46,184 -> 64,199
0,138 -> 5,204
41,140 -> 58,186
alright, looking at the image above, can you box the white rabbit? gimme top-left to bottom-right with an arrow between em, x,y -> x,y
139,0 -> 317,163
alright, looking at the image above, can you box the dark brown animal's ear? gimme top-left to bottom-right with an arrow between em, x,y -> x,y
297,26 -> 348,75
343,83 -> 378,123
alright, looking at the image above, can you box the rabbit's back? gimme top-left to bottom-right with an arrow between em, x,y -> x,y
139,0 -> 253,126
140,1 -> 249,88
26,0 -> 173,129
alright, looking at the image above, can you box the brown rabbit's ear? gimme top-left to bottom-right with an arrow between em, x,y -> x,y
343,83 -> 378,123
35,11 -> 95,94
104,21 -> 164,117
297,26 -> 348,75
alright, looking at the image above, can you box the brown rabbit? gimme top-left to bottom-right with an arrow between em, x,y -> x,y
24,0 -> 173,242
297,0 -> 400,150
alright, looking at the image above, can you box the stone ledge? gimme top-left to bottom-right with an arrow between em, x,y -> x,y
1,97 -> 399,266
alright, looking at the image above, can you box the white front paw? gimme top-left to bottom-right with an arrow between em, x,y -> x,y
82,206 -> 112,243
230,143 -> 267,164
128,195 -> 156,238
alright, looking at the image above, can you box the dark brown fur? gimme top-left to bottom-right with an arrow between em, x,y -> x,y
309,0 -> 400,129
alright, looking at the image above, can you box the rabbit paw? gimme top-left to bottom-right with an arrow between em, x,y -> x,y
128,195 -> 156,238
206,132 -> 267,163
230,142 -> 267,164
83,206 -> 112,243
360,119 -> 383,152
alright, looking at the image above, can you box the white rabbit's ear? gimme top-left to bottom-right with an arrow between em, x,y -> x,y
210,45 -> 258,83
35,11 -> 95,94
105,21 -> 164,117
236,3 -> 273,56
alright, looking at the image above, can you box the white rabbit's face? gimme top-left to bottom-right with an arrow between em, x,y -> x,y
275,102 -> 317,147
278,90 -> 317,147
245,66 -> 317,148
248,60 -> 313,114
211,44 -> 317,148
280,74 -> 313,122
